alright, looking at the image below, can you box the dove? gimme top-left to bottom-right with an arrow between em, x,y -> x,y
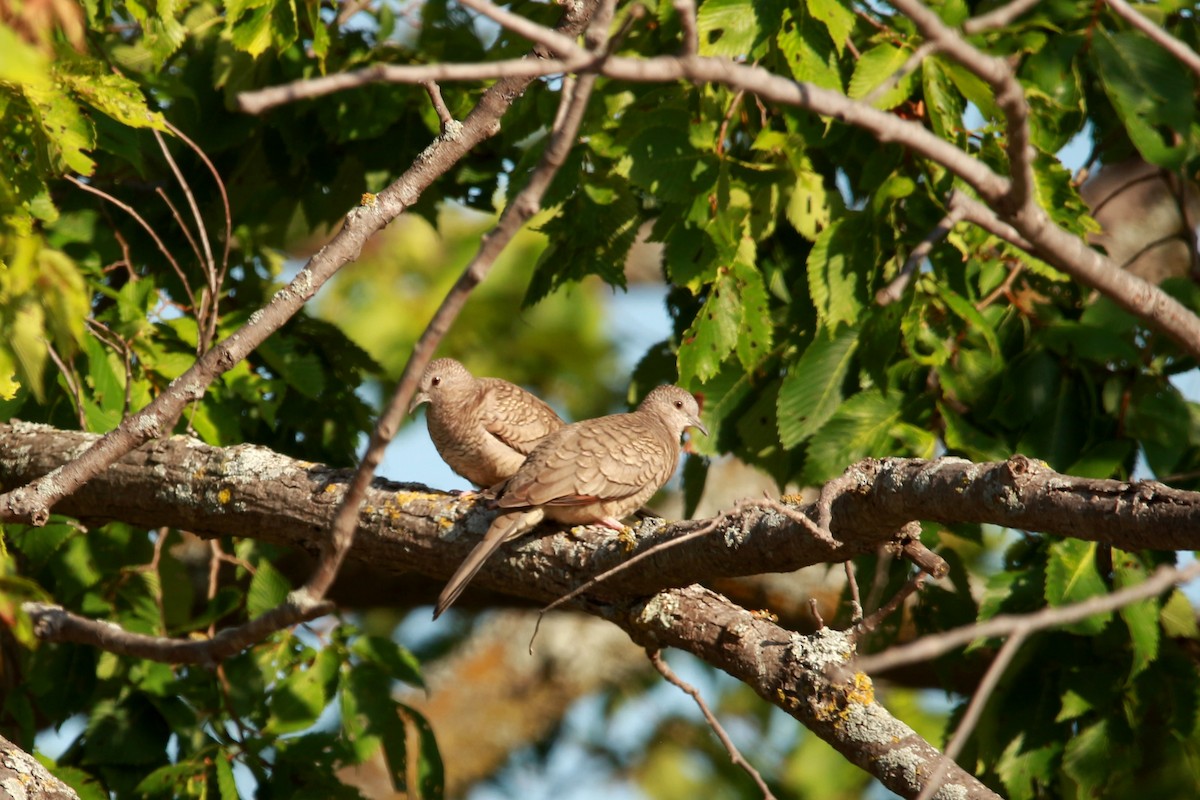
434,384 -> 707,618
409,358 -> 564,489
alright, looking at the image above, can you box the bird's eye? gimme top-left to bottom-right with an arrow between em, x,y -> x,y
431,377 -> 442,387
674,400 -> 684,409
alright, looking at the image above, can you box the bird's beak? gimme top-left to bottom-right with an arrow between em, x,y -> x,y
689,416 -> 709,437
408,391 -> 430,415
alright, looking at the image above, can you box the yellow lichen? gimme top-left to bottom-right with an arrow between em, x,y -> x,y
217,487 -> 231,504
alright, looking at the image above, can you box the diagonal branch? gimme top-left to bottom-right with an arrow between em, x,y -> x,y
307,0 -> 611,599
0,0 -> 601,528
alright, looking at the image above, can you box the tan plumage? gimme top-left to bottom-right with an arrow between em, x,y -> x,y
434,385 -> 707,618
409,358 -> 564,488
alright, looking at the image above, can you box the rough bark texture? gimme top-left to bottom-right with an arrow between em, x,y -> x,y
0,735 -> 79,800
9,422 -> 1200,797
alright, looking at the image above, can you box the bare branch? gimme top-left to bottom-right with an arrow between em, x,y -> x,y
422,80 -> 455,131
0,0 -> 601,527
876,203 -> 967,305
856,559 -> 1200,675
890,0 -> 1035,214
961,0 -> 1042,34
45,343 -> 87,429
648,649 -> 778,800
672,0 -> 698,56
24,589 -> 335,666
1105,0 -> 1200,78
915,630 -> 1026,800
948,189 -> 1034,250
306,0 -> 609,599
66,175 -> 196,310
855,571 -> 928,636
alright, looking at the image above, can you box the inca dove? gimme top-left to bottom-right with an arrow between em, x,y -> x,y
434,384 -> 707,618
409,358 -> 565,488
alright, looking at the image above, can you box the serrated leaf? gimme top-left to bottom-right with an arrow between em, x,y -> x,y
776,325 -> 858,448
696,0 -> 759,57
1112,550 -> 1159,677
732,260 -> 772,369
808,219 -> 868,328
807,0 -> 854,56
10,302 -> 47,402
803,389 -> 902,482
247,558 -> 291,619
59,70 -> 166,130
1045,539 -> 1112,635
996,734 -> 1060,800
935,282 -> 999,356
786,158 -> 831,240
215,755 -> 238,800
627,125 -> 719,204
344,662 -> 409,789
777,7 -> 842,91
1062,719 -> 1115,798
848,43 -> 915,110
23,84 -> 95,175
678,273 -> 740,385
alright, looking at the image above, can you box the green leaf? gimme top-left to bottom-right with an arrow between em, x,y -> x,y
1062,719 -> 1116,799
732,260 -> 772,370
777,8 -> 842,91
627,125 -> 719,204
806,0 -> 854,57
696,0 -> 760,57
939,403 -> 1010,462
23,84 -> 95,175
808,219 -> 869,328
776,325 -> 858,448
1112,550 -> 1160,677
247,558 -> 291,619
59,69 -> 166,130
343,662 -> 409,788
996,734 -> 1060,800
268,645 -> 340,734
785,156 -> 832,241
678,274 -> 741,385
1160,588 -> 1199,639
350,635 -> 426,690
1044,539 -> 1112,635
848,43 -> 915,110
803,389 -> 909,482
1092,30 -> 1194,168
215,755 -> 238,800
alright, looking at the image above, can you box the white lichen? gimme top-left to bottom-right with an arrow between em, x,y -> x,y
638,593 -> 680,629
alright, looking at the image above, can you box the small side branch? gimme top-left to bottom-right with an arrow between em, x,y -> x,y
24,590 -> 335,666
647,649 -> 778,800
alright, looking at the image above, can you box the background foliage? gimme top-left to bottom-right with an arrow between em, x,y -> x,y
2,0 -> 1200,796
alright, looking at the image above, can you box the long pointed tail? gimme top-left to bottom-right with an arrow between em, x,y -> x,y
434,508 -> 544,619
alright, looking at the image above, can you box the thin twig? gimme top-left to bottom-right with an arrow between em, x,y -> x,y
855,559 -> 1200,675
876,204 -> 967,305
305,0 -> 615,601
914,630 -> 1026,800
648,649 -> 778,800
844,561 -> 863,622
1104,0 -> 1200,78
948,190 -> 1034,250
855,571 -> 928,636
45,343 -> 87,429
715,87 -> 745,157
672,0 -> 697,56
162,121 -> 232,288
66,176 -> 196,310
422,80 -> 455,131
23,590 -> 335,666
961,0 -> 1042,34
864,545 -> 893,615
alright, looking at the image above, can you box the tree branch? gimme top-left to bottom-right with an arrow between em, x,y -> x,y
0,0 -> 601,527
1105,0 -> 1200,78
